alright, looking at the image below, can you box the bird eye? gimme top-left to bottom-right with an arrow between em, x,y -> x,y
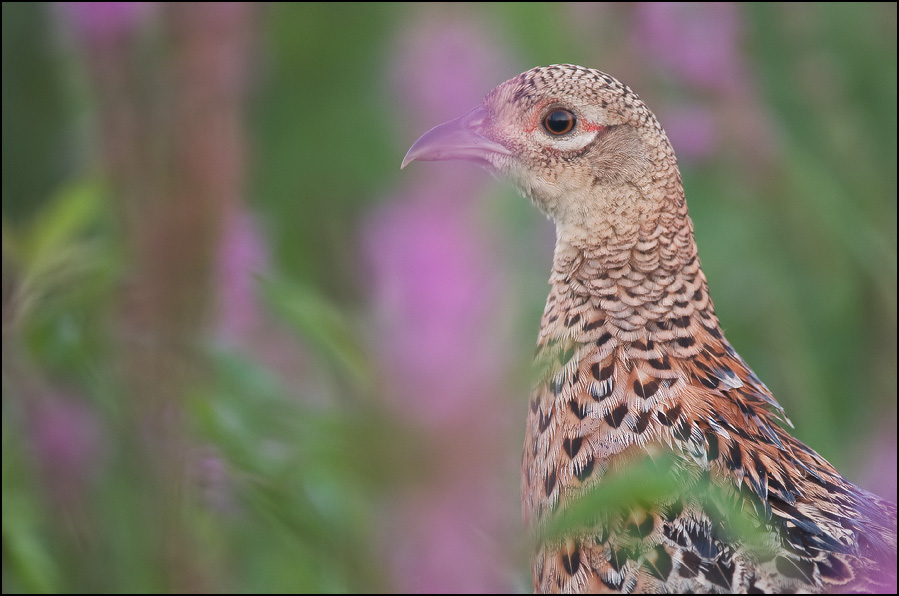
543,109 -> 576,135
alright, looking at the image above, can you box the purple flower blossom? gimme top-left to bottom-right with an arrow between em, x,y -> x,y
366,11 -> 520,591
372,12 -> 514,428
215,210 -> 268,345
388,11 -> 512,127
386,485 -> 512,593
363,183 -> 507,426
634,2 -> 746,94
660,104 -> 719,162
57,2 -> 154,44
30,394 -> 103,504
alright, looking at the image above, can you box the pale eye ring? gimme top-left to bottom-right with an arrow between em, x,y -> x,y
543,109 -> 576,135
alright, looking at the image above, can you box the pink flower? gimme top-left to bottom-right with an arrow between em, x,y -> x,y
57,2 -> 154,44
30,393 -> 103,505
369,13 -> 515,428
634,2 -> 746,94
660,105 -> 719,162
365,11 -> 522,591
388,12 -> 512,126
215,210 -> 268,345
363,183 -> 506,426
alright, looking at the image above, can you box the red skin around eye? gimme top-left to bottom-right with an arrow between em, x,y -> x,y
581,122 -> 608,134
523,98 -> 606,135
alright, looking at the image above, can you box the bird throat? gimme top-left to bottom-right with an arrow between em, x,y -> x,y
541,177 -> 712,345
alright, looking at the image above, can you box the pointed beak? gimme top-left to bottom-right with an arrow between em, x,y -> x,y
401,106 -> 511,169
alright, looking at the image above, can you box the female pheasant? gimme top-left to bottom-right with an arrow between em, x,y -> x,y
402,65 -> 896,593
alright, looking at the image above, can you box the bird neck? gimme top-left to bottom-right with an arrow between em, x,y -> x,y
541,184 -> 718,348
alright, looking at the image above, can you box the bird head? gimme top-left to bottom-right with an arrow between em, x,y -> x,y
402,64 -> 680,246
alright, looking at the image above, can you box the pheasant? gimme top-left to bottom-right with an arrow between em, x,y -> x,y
402,65 -> 897,593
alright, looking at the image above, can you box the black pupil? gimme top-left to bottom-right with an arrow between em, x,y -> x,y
545,110 -> 575,134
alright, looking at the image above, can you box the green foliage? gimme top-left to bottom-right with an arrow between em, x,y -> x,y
260,275 -> 373,391
542,455 -> 772,559
185,348 -> 419,592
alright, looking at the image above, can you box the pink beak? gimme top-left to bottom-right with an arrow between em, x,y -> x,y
401,106 -> 511,169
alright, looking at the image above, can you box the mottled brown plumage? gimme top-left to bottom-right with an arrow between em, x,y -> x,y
403,64 -> 897,593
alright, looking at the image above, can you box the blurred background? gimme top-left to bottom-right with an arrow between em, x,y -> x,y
2,3 -> 895,592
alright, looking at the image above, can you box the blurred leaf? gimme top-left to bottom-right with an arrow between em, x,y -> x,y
1,499 -> 60,594
3,178 -> 116,382
543,455 -> 682,542
19,179 -> 106,278
544,455 -> 771,557
3,178 -> 109,319
185,347 -> 425,591
259,275 -> 373,392
1,401 -> 60,593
